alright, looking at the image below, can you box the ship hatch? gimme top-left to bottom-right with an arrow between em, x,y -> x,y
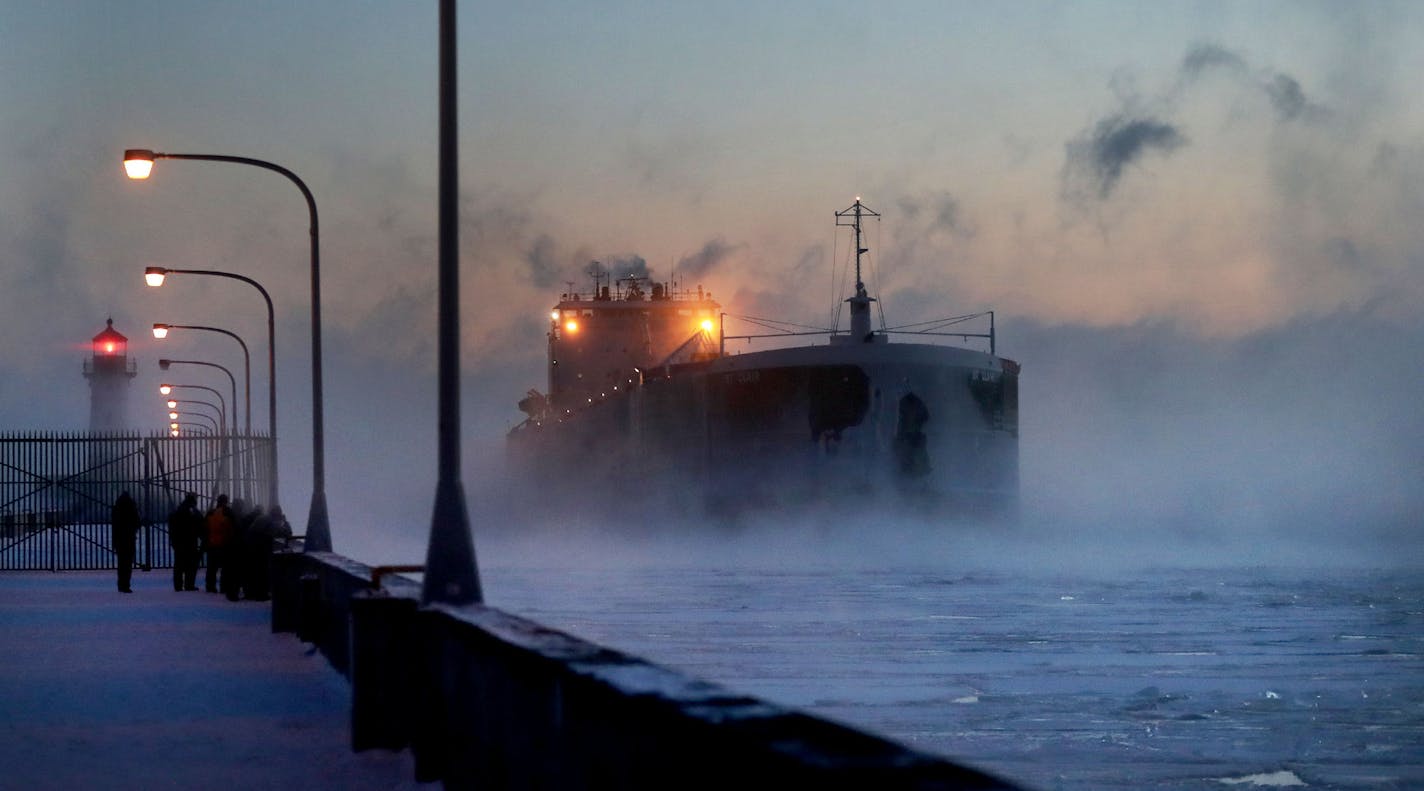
894,392 -> 932,477
807,366 -> 870,445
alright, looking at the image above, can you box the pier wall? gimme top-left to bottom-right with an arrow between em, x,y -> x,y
273,549 -> 1023,790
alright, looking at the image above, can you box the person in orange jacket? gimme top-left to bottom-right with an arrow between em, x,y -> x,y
203,494 -> 235,594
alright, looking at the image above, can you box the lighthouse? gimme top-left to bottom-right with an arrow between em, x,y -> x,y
83,319 -> 138,432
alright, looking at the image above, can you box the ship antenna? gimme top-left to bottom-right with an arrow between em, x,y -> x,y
835,197 -> 880,341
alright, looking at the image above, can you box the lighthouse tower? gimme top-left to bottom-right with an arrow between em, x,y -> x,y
83,319 -> 138,432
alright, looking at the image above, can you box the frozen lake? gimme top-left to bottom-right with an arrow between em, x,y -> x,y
479,549 -> 1424,791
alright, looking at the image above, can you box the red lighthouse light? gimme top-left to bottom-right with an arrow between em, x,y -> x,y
92,319 -> 128,357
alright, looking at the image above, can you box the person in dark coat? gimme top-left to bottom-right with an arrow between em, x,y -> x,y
225,499 -> 257,601
167,493 -> 202,591
110,491 -> 141,593
243,505 -> 291,602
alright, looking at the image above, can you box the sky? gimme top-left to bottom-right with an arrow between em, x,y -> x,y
1,1 -> 1421,566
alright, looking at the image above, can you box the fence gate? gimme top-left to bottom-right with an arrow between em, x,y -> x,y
0,431 -> 273,571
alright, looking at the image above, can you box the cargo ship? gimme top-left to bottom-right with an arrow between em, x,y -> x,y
507,199 -> 1019,518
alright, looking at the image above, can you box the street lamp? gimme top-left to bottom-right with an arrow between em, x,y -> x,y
168,409 -> 218,433
159,359 -> 238,432
422,0 -> 482,605
152,323 -> 250,434
145,266 -> 277,507
161,382 -> 235,496
166,397 -> 224,429
124,148 -> 330,551
158,383 -> 229,433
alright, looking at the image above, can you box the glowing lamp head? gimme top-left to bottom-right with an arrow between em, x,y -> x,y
170,428 -> 180,437
166,400 -> 178,409
564,320 -> 579,334
152,323 -> 170,339
700,319 -> 714,332
123,149 -> 155,180
144,267 -> 167,287
169,422 -> 180,431
159,384 -> 172,395
168,411 -> 180,420
550,310 -> 560,322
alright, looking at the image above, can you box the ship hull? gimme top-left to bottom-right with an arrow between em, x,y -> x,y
508,341 -> 1018,520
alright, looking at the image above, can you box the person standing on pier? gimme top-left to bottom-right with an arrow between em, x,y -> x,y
167,493 -> 202,591
110,491 -> 141,594
203,495 -> 235,594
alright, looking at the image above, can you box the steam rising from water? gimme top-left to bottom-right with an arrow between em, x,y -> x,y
329,304 -> 1423,579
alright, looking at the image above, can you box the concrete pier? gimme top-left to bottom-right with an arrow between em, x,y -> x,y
0,571 -> 428,791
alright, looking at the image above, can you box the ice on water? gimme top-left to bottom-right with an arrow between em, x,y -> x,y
486,547 -> 1424,791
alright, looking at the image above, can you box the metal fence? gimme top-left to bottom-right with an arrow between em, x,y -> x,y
0,431 -> 273,571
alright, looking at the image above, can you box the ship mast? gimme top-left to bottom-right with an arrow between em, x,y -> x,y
835,198 -> 880,342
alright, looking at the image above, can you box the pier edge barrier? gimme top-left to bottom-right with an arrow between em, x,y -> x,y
273,551 -> 1028,790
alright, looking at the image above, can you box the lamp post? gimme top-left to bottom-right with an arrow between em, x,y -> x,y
125,148 -> 329,552
147,267 -> 277,505
159,383 -> 228,433
152,323 -> 250,434
168,410 -> 219,433
166,397 -> 224,427
158,359 -> 238,432
423,0 -> 482,605
160,358 -> 244,500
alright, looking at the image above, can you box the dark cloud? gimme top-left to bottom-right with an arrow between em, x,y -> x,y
525,234 -> 562,289
676,237 -> 742,279
1180,43 -> 1321,123
896,192 -> 962,235
1324,237 -> 1367,273
1181,44 -> 1247,77
1065,115 -> 1187,200
604,254 -> 651,281
1264,74 -> 1308,121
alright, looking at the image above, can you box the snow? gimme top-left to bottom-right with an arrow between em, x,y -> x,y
1216,770 -> 1307,787
0,570 -> 434,791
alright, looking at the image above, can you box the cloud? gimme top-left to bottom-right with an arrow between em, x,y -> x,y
676,237 -> 742,280
603,254 -> 651,281
525,234 -> 562,289
1264,73 -> 1309,121
1063,43 -> 1327,205
1180,43 -> 1324,123
896,192 -> 962,236
1064,115 -> 1188,200
1181,44 -> 1248,77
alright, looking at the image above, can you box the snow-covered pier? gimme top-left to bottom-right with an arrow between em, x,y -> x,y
0,569 -> 422,790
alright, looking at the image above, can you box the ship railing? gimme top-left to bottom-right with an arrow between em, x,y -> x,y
718,313 -> 832,355
882,310 -> 996,355
719,310 -> 997,356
